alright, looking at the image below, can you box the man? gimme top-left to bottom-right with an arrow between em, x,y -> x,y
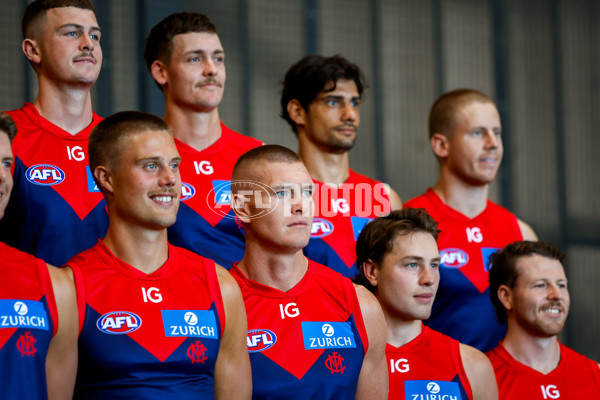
355,208 -> 498,400
280,54 -> 402,278
66,111 -> 251,398
144,12 -> 262,268
0,0 -> 107,267
404,89 -> 537,352
0,112 -> 78,400
487,241 -> 600,398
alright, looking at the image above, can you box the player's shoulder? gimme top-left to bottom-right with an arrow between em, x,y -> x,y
0,242 -> 44,269
347,169 -> 381,185
221,124 -> 263,150
404,189 -> 435,209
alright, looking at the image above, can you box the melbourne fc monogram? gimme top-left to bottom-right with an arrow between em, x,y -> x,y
16,331 -> 37,357
187,340 -> 208,364
325,351 -> 346,374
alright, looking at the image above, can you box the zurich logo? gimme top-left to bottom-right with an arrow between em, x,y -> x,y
181,182 -> 196,201
247,329 -> 277,353
97,311 -> 142,335
427,382 -> 441,394
25,164 -> 65,186
311,218 -> 334,238
440,248 -> 469,268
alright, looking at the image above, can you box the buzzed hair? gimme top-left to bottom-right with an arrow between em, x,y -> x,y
231,145 -> 302,193
428,88 -> 495,139
488,241 -> 566,325
22,0 -> 96,39
88,111 -> 171,175
354,208 -> 440,293
0,112 -> 17,143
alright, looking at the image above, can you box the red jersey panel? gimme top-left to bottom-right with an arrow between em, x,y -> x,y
304,169 -> 391,277
69,241 -> 226,398
0,242 -> 58,400
488,341 -> 600,399
387,325 -> 472,400
1,103 -> 107,266
230,260 -> 369,399
167,123 -> 262,268
405,189 -> 523,352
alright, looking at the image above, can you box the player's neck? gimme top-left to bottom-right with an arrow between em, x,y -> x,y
103,223 -> 170,275
432,171 -> 489,218
385,318 -> 423,348
33,78 -> 94,135
164,106 -> 222,152
501,326 -> 561,374
238,242 -> 308,292
298,139 -> 349,185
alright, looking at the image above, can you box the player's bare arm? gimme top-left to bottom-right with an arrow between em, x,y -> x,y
46,265 -> 78,400
353,284 -> 388,400
459,343 -> 498,400
214,264 -> 252,399
385,185 -> 403,211
517,219 -> 538,241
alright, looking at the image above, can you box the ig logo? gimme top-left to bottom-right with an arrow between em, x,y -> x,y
541,385 -> 560,399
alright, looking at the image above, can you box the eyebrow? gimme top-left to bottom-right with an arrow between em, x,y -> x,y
402,256 -> 441,263
58,23 -> 102,33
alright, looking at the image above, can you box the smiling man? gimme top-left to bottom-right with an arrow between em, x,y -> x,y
144,12 -> 262,269
355,208 -> 497,400
280,55 -> 402,279
404,89 -> 537,352
65,111 -> 251,399
487,241 -> 600,398
230,144 -> 388,399
0,0 -> 107,267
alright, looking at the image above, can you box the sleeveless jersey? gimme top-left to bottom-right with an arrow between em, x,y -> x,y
303,169 -> 391,278
404,189 -> 523,352
0,242 -> 58,400
230,260 -> 369,399
69,241 -> 225,398
487,341 -> 600,399
167,123 -> 261,268
387,325 -> 472,400
0,103 -> 107,267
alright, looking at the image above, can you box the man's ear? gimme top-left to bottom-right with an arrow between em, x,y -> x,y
93,166 -> 114,195
431,133 -> 450,159
22,39 -> 41,65
362,259 -> 380,289
287,99 -> 307,127
151,60 -> 168,87
497,285 -> 513,312
231,192 -> 252,224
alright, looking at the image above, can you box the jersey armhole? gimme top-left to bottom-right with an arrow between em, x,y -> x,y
205,258 -> 226,337
37,258 -> 59,338
344,279 -> 369,353
68,263 -> 87,335
454,340 -> 474,399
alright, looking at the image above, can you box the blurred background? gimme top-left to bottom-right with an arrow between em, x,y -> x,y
1,0 -> 598,359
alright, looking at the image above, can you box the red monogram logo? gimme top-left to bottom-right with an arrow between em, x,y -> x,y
16,331 -> 37,357
325,351 -> 346,374
187,340 -> 208,364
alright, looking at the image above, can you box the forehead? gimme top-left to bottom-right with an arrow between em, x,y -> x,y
0,132 -> 12,156
317,79 -> 359,98
170,32 -> 223,56
454,101 -> 500,128
120,130 -> 178,158
515,254 -> 566,284
43,7 -> 98,29
388,231 -> 439,259
259,160 -> 312,186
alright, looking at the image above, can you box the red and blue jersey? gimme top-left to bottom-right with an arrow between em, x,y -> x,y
487,341 -> 600,399
69,241 -> 225,398
167,123 -> 261,268
405,189 -> 523,352
304,169 -> 391,278
387,325 -> 472,400
0,103 -> 107,267
0,242 -> 58,400
230,259 -> 368,399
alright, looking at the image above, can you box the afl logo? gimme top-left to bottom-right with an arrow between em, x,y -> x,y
25,164 -> 65,186
97,311 -> 142,335
440,248 -> 469,268
311,218 -> 334,238
181,182 -> 196,201
247,329 -> 277,353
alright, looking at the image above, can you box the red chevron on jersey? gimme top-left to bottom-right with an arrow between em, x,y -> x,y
487,341 -> 600,399
7,103 -> 104,220
306,170 -> 390,275
174,123 -> 261,228
387,325 -> 473,400
69,241 -> 225,363
405,189 -> 522,294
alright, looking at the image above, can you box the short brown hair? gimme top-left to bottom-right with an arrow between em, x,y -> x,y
428,88 -> 495,139
22,0 -> 96,39
488,241 -> 566,325
354,208 -> 440,293
0,112 -> 17,142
